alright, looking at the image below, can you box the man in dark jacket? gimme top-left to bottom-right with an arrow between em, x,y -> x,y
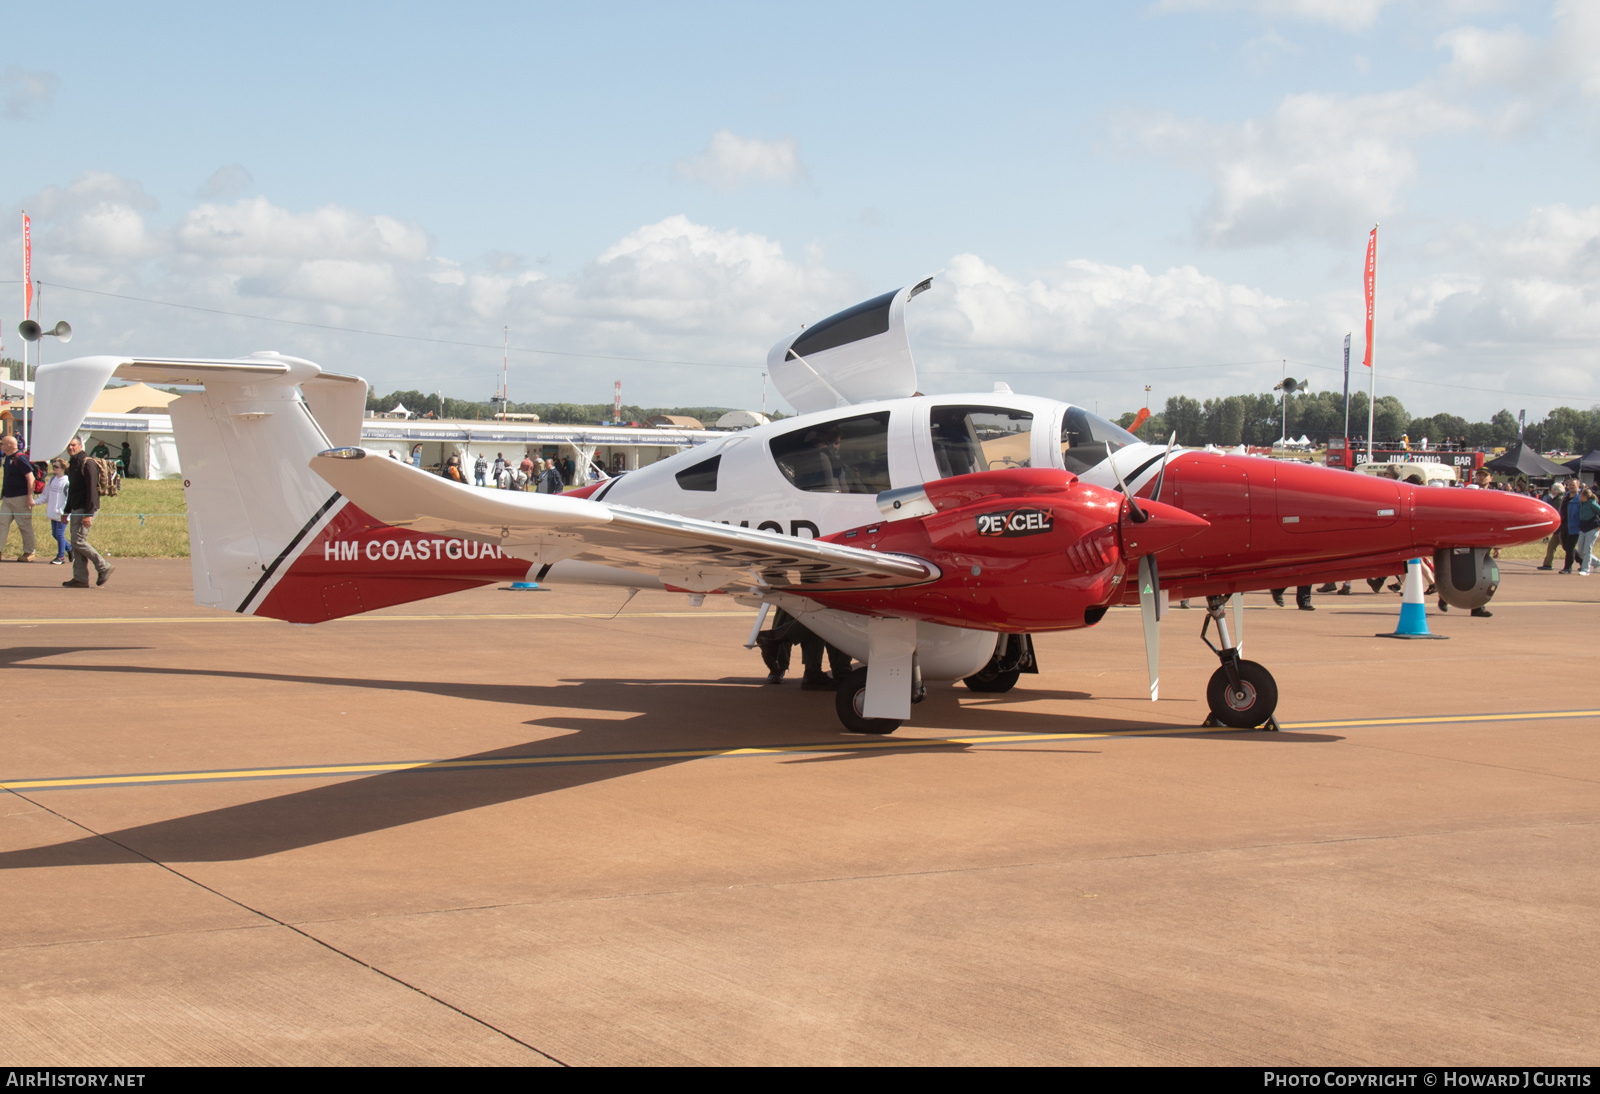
0,434 -> 36,562
63,437 -> 112,588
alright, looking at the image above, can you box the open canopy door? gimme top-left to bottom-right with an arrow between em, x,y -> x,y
767,277 -> 932,414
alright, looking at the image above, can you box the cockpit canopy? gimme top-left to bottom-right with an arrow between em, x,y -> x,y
1060,406 -> 1138,475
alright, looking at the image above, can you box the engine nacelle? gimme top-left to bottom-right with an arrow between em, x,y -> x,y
1434,547 -> 1499,609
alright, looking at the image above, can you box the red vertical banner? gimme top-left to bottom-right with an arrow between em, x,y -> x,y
1361,225 -> 1376,368
23,212 -> 33,320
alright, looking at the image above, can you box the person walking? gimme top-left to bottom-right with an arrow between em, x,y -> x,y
0,434 -> 36,562
1576,487 -> 1600,577
474,454 -> 487,486
1560,486 -> 1583,574
1539,480 -> 1573,570
43,458 -> 71,564
1271,585 -> 1314,611
62,437 -> 112,588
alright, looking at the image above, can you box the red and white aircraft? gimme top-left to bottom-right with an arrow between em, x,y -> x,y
32,278 -> 1557,733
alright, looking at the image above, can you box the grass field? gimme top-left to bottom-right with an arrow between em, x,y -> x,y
0,478 -> 190,560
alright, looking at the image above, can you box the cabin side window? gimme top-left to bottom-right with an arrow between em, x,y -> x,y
768,412 -> 892,494
674,454 -> 721,492
929,405 -> 1034,478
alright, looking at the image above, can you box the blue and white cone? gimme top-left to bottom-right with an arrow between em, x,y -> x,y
1378,559 -> 1448,640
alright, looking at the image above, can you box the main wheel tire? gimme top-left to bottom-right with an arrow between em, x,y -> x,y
963,667 -> 1021,693
835,666 -> 902,735
1205,660 -> 1278,729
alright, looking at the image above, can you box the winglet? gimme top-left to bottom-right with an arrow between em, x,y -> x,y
31,355 -> 127,457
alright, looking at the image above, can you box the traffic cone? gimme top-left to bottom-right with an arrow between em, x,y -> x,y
1377,559 -> 1448,640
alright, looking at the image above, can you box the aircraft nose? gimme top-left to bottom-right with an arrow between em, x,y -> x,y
1410,487 -> 1561,549
1122,498 -> 1210,557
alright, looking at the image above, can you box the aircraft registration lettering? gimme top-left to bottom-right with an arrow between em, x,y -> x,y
323,538 -> 506,562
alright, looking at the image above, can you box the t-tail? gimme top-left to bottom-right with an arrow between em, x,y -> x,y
31,353 -> 530,622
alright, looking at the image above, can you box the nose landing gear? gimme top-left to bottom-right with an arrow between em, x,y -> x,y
1200,595 -> 1280,730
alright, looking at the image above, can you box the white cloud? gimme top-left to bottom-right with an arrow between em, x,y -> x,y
1400,203 -> 1600,348
176,198 -> 430,263
1242,29 -> 1304,71
1437,4 -> 1600,110
1,66 -> 58,121
1127,5 -> 1600,249
919,252 -> 1313,374
675,130 -> 810,190
11,172 -> 1595,416
1121,88 -> 1473,246
1154,0 -> 1393,32
514,215 -> 851,359
197,164 -> 254,201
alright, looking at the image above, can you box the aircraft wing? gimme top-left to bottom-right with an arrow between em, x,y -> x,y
310,448 -> 940,595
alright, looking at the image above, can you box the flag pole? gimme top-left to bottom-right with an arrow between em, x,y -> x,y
21,211 -> 31,453
1342,332 -> 1351,452
1364,223 -> 1378,463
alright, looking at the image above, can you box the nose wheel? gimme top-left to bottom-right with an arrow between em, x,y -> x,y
1204,660 -> 1278,728
1200,596 -> 1280,730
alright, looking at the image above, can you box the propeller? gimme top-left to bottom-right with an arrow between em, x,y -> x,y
1151,431 -> 1176,504
1105,442 -> 1148,524
1137,555 -> 1161,701
1107,442 -> 1166,699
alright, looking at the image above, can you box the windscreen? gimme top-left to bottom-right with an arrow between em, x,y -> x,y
1060,407 -> 1141,475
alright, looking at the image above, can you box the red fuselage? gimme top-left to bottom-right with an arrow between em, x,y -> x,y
811,455 -> 1558,633
1138,452 -> 1557,600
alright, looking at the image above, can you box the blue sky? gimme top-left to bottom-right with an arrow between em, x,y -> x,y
2,1 -> 1596,421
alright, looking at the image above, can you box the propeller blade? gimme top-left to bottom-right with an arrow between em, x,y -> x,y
1138,555 -> 1161,701
1230,591 -> 1245,657
1106,442 -> 1148,523
1151,431 -> 1176,504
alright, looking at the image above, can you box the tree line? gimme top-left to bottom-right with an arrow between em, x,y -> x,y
1117,390 -> 1600,454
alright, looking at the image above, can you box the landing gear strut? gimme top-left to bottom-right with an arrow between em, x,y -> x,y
1200,595 -> 1280,730
963,634 -> 1036,693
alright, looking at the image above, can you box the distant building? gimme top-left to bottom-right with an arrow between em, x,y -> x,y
51,409 -> 722,481
715,410 -> 770,430
648,414 -> 704,430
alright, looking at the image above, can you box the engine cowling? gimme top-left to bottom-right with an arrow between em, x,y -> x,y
810,467 -> 1207,632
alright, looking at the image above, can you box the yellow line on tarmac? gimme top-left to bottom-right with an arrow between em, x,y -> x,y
0,725 -> 1223,791
0,611 -> 752,627
1285,709 -> 1600,730
6,709 -> 1595,793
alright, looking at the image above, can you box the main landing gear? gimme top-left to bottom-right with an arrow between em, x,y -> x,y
962,634 -> 1037,694
1200,595 -> 1280,730
835,662 -> 925,735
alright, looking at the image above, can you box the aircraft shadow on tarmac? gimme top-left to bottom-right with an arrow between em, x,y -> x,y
0,650 -> 1339,870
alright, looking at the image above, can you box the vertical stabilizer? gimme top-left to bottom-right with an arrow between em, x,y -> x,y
33,353 -> 529,621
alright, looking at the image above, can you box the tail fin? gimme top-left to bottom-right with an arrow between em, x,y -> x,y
33,353 -> 530,622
